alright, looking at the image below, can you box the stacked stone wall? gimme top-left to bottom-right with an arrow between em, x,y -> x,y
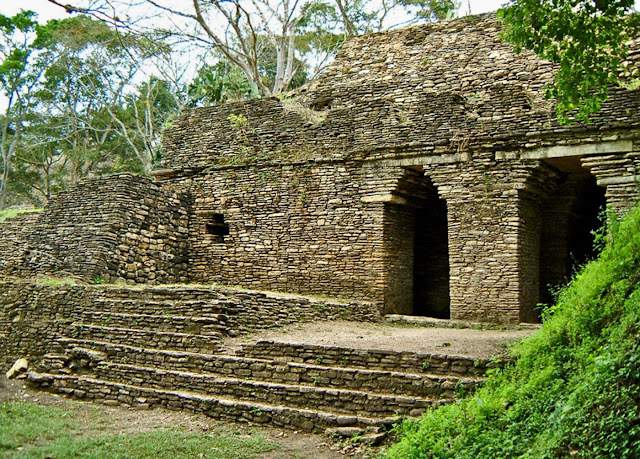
176,161 -> 406,302
417,157 -> 546,323
161,15 -> 640,172
166,153 -> 580,323
237,341 -> 495,377
383,203 -> 415,314
0,280 -> 380,371
582,152 -> 640,214
1,13 -> 640,326
0,174 -> 190,284
0,212 -> 40,273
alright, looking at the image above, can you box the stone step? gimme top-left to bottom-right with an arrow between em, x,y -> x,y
92,362 -> 447,417
92,294 -> 380,333
92,298 -> 232,317
39,354 -> 69,372
238,340 -> 494,377
88,286 -> 231,302
63,324 -> 221,354
48,338 -> 481,398
70,311 -> 228,336
27,371 -> 398,432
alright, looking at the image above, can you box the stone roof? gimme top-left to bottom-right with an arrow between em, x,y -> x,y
160,13 -> 640,171
308,13 -> 554,111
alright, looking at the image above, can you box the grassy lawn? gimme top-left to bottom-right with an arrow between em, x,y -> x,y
0,208 -> 42,223
0,402 -> 280,458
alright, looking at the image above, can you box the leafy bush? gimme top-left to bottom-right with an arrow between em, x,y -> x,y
385,204 -> 640,458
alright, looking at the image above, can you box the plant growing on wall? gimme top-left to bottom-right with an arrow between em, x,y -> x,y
499,0 -> 640,123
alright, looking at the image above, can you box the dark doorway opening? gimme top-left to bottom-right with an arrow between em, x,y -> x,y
385,168 -> 450,318
413,190 -> 450,318
539,165 -> 606,309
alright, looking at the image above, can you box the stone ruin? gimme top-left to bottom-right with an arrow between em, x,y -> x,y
0,12 -> 639,433
2,14 -> 640,324
2,12 -> 640,322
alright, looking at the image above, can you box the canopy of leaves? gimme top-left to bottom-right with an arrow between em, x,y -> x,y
385,204 -> 640,457
499,0 -> 640,123
0,12 -> 187,207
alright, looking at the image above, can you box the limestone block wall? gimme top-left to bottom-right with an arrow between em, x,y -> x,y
0,281 -> 379,370
238,341 -> 495,377
582,151 -> 640,214
170,155 -> 575,323
383,203 -> 414,315
415,156 -> 552,323
0,212 -> 40,273
175,161 -> 409,302
0,174 -> 190,284
160,15 -> 640,174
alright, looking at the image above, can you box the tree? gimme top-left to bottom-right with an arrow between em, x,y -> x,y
47,0 -> 458,97
0,14 -> 188,206
499,0 -> 640,123
0,11 -> 42,209
33,15 -> 183,175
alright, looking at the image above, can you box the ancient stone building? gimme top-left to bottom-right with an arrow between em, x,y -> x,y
2,13 -> 640,324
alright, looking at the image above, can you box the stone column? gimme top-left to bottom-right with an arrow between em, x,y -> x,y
428,159 -> 557,324
582,152 -> 640,215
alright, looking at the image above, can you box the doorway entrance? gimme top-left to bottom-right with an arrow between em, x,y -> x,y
384,168 -> 450,317
539,160 -> 606,310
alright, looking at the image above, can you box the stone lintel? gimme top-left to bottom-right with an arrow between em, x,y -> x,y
361,194 -> 408,205
149,168 -> 178,178
496,140 -> 633,160
597,175 -> 639,186
380,153 -> 462,167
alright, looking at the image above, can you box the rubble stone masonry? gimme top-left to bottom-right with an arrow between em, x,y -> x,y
1,14 -> 640,324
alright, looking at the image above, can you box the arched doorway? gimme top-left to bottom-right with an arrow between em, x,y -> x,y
538,159 -> 606,311
384,168 -> 450,317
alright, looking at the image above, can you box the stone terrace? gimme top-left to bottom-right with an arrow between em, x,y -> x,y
0,280 -> 521,434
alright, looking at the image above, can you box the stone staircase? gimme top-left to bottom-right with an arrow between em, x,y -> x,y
25,293 -> 492,435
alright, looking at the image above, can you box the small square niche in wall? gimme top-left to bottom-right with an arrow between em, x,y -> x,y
205,214 -> 229,243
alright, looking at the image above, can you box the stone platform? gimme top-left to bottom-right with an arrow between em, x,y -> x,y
0,280 -> 530,434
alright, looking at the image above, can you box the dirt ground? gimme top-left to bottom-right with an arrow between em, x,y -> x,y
226,319 -> 535,359
2,320 -> 535,457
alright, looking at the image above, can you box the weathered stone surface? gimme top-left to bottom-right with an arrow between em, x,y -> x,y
0,13 -> 639,327
0,280 -> 379,371
6,358 -> 28,379
326,427 -> 365,438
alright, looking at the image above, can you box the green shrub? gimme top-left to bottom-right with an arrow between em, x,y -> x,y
385,204 -> 640,458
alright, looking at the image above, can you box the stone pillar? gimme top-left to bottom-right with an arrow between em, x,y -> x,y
428,159 -> 557,324
582,152 -> 640,215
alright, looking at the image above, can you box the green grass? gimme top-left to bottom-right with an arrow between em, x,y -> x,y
36,276 -> 79,286
0,402 -> 279,458
0,208 -> 42,223
0,402 -> 77,453
384,204 -> 640,458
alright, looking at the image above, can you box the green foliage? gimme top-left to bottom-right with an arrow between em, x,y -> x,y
188,61 -> 258,106
227,113 -> 248,130
499,0 -> 640,123
385,203 -> 640,458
